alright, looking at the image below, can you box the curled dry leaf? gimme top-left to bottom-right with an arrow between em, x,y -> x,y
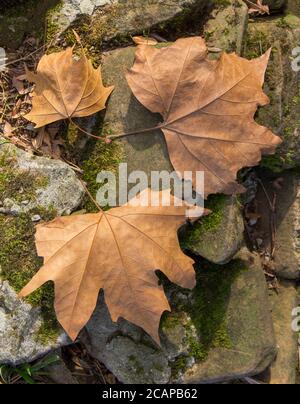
132,36 -> 158,46
3,121 -> 14,137
25,48 -> 114,128
126,37 -> 282,197
19,189 -> 203,344
246,0 -> 270,15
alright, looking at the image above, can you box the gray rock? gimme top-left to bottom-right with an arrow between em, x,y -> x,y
181,195 -> 245,265
82,248 -> 277,384
50,0 -> 112,30
260,280 -> 298,384
0,139 -> 83,365
273,173 -> 300,280
245,15 -> 300,171
180,248 -> 277,383
0,281 -> 68,365
82,294 -> 171,384
204,0 -> 248,55
0,139 -> 84,216
50,0 -> 210,43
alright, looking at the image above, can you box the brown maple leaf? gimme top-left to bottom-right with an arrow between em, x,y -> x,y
19,190 -> 202,344
125,37 -> 281,197
25,48 -> 114,128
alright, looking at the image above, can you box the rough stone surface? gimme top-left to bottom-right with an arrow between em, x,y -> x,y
181,249 -> 276,383
0,0 -> 60,50
0,139 -> 85,216
264,0 -> 287,11
0,139 -> 83,365
204,0 -> 248,55
273,173 -> 300,280
51,0 -> 209,41
245,15 -> 300,171
260,280 -> 298,385
0,281 -> 68,365
82,248 -> 276,384
51,0 -> 111,29
181,196 -> 245,265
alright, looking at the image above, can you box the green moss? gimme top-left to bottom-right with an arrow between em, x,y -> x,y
260,153 -> 286,173
0,0 -> 61,50
244,29 -> 270,59
166,258 -> 247,378
0,154 -> 48,203
171,356 -> 188,379
161,313 -> 182,330
186,259 -> 245,361
45,1 -> 63,50
181,194 -> 227,250
128,355 -> 145,375
0,154 -> 59,344
78,126 -> 123,213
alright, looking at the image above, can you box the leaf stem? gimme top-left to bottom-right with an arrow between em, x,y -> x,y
79,179 -> 103,212
69,118 -> 104,140
108,124 -> 164,139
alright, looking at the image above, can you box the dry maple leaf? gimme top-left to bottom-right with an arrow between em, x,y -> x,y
246,0 -> 270,15
25,47 -> 114,128
132,36 -> 158,46
19,190 -> 202,344
125,37 -> 282,197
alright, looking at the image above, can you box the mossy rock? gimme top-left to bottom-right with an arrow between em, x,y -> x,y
0,0 -> 60,50
81,248 -> 276,384
244,16 -> 300,171
271,171 -> 300,280
204,0 -> 248,55
181,194 -> 244,264
264,0 -> 287,12
48,0 -> 210,50
259,280 -> 298,385
0,142 -> 86,364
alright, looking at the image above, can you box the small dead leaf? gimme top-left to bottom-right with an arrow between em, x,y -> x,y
19,189 -> 202,344
25,48 -> 114,128
246,0 -> 270,15
3,121 -> 14,137
132,36 -> 158,46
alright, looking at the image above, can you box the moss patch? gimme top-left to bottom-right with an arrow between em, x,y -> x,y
181,194 -> 227,250
63,119 -> 123,213
0,154 -> 48,204
163,258 -> 246,377
0,154 -> 59,344
0,0 -> 61,50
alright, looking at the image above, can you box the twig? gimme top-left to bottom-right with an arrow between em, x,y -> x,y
79,179 -> 102,212
69,119 -> 104,140
257,178 -> 275,212
108,123 -> 164,139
